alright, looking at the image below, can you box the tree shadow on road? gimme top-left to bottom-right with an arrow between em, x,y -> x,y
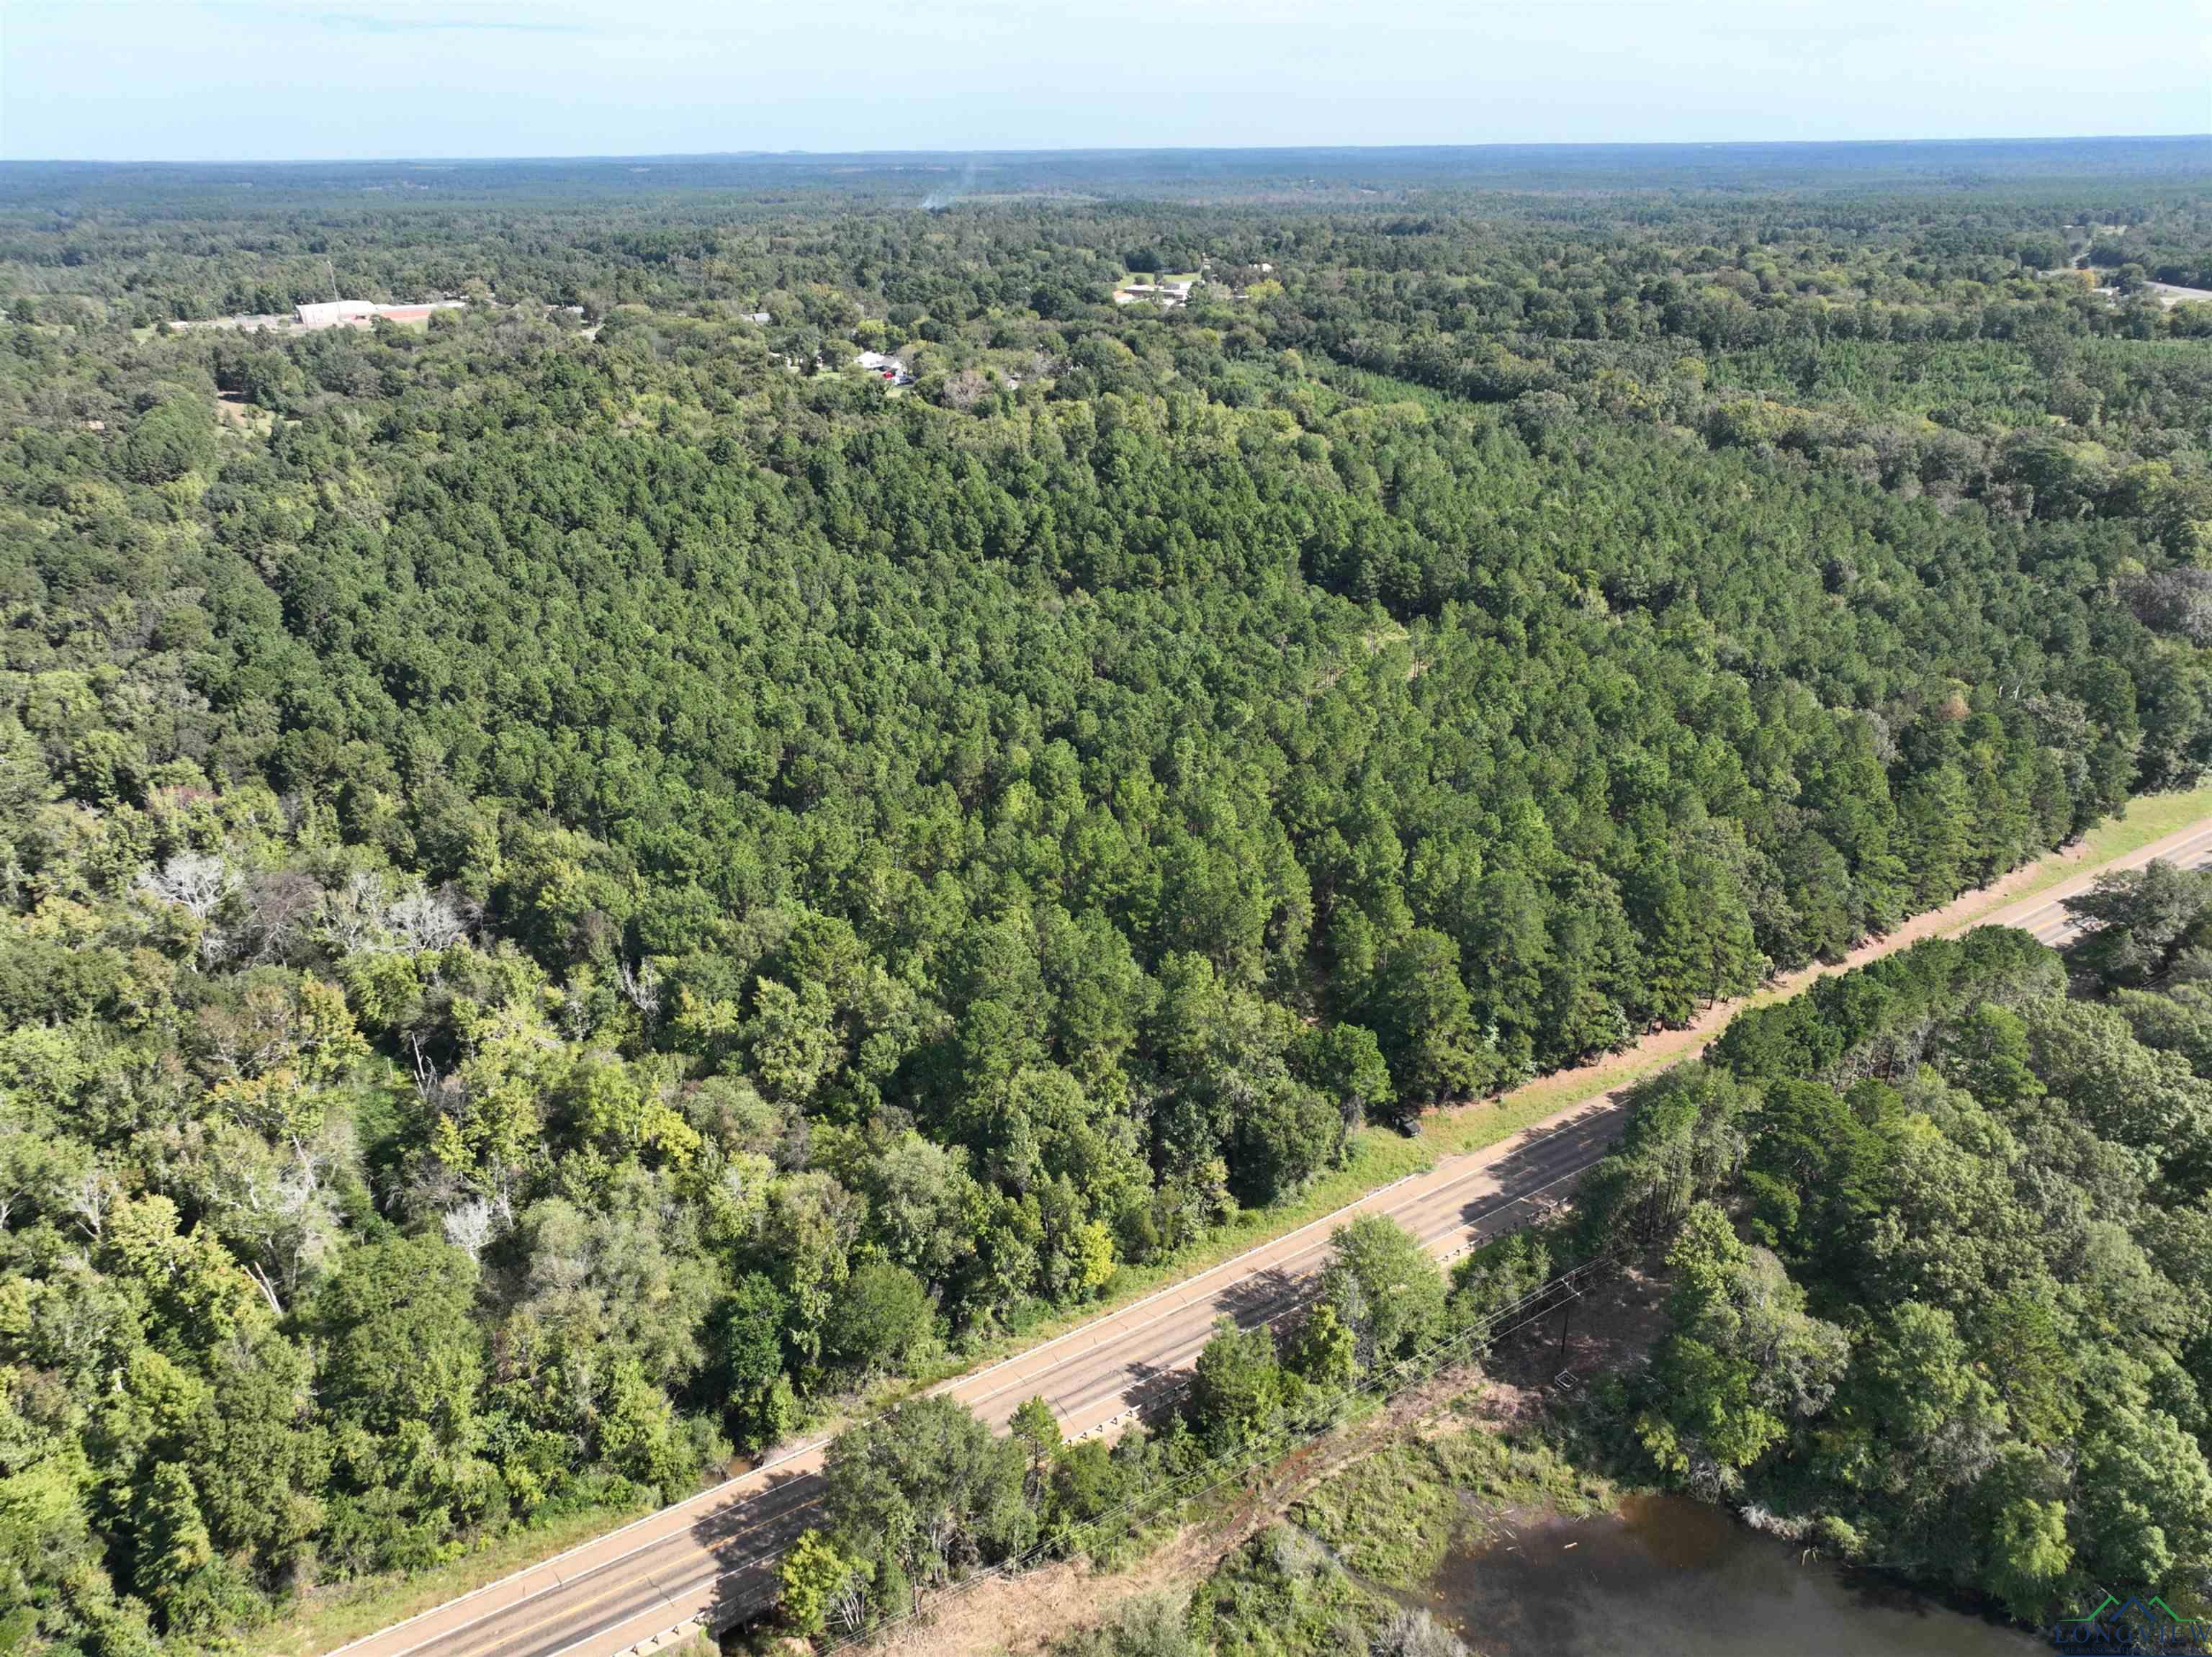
1210,1264 -> 1303,1326
1454,1095 -> 1628,1231
692,1463 -> 825,1638
1119,1357 -> 1195,1429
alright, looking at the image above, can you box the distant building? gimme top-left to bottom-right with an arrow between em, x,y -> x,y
1115,280 -> 1192,309
296,300 -> 380,328
295,298 -> 468,330
852,349 -> 912,385
745,310 -> 773,323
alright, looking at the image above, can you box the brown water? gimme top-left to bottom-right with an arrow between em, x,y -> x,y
1421,1494 -> 2044,1656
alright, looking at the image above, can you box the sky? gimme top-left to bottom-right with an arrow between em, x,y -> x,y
3,0 -> 2208,162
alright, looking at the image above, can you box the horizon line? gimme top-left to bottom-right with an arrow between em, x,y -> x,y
6,132 -> 2210,169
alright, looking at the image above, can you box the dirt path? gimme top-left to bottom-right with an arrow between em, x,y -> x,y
857,1365 -> 1499,1657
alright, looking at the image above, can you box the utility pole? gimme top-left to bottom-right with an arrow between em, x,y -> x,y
1555,1291 -> 1573,1370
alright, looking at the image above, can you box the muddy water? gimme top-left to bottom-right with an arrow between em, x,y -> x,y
1421,1494 -> 2044,1656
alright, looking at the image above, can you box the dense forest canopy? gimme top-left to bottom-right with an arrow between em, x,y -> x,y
1,140 -> 2210,1652
1040,901 -> 2212,1657
1573,878 -> 2212,1624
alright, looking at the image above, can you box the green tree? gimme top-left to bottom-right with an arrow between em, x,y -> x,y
1974,1448 -> 2073,1622
1316,1215 -> 1446,1372
1187,1317 -> 1283,1455
1287,1023 -> 1395,1136
823,1262 -> 935,1376
780,1527 -> 865,1635
819,1396 -> 1033,1590
708,1275 -> 796,1447
1225,1077 -> 1342,1207
1283,1302 -> 1357,1394
1010,1396 -> 1061,1505
130,1463 -> 212,1609
2064,860 -> 2212,987
313,1236 -> 482,1443
1637,1203 -> 1845,1484
1365,930 -> 1493,1110
122,397 -> 217,483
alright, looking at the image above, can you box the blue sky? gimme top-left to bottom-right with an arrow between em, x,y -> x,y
4,0 -> 2207,161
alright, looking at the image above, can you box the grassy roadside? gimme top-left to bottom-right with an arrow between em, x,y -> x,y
251,1504 -> 655,1657
240,785 -> 2212,1657
1416,778 -> 2212,1162
1967,780 -> 2212,907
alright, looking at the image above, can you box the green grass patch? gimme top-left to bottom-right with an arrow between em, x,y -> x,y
1289,1423 -> 1610,1588
1194,1526 -> 1379,1657
236,1499 -> 654,1657
1290,1440 -> 1461,1584
1987,781 -> 2212,909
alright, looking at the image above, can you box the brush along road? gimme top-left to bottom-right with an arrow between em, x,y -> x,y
328,814 -> 2212,1657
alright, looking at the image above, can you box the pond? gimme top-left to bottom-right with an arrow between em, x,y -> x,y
1419,1493 -> 2046,1656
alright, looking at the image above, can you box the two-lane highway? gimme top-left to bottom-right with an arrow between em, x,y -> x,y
1998,820 -> 2212,946
367,1095 -> 1628,1657
331,814 -> 2212,1657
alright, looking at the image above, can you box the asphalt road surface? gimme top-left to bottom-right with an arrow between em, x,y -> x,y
1996,820 -> 2212,946
332,815 -> 2212,1657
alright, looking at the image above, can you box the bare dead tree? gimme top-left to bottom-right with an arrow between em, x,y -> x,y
617,956 -> 662,1024
133,850 -> 238,920
63,1167 -> 116,1241
443,1195 -> 498,1262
